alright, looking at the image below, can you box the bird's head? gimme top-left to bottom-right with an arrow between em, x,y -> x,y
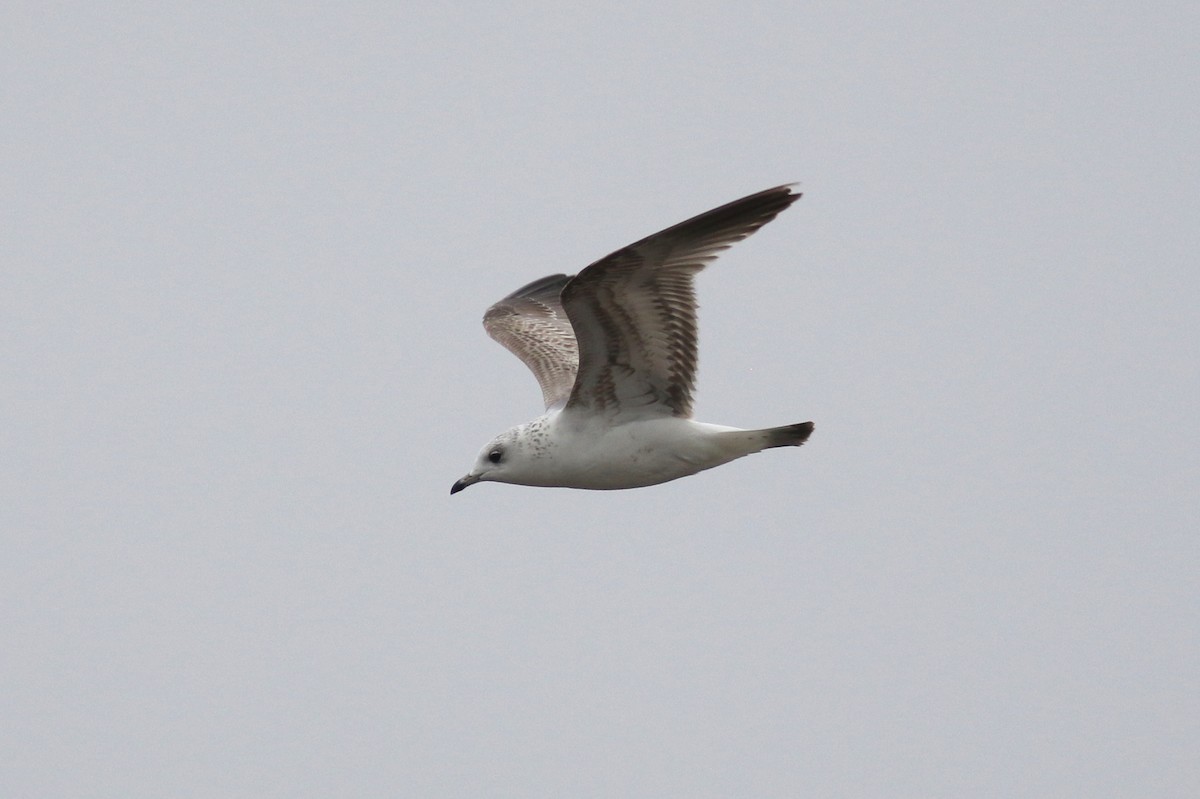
451,427 -> 526,494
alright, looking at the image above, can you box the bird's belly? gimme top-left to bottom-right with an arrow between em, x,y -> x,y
540,420 -> 726,490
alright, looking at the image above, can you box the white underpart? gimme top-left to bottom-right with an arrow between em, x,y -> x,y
498,411 -> 778,490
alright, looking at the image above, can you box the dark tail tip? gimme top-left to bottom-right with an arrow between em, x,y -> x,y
767,421 -> 814,448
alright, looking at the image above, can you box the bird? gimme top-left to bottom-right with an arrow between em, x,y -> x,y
451,184 -> 813,494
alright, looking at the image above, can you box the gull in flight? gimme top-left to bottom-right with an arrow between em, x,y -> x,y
451,185 -> 813,494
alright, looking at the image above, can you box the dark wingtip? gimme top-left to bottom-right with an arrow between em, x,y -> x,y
498,273 -> 574,302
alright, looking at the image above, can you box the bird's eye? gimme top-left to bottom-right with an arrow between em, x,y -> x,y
488,449 -> 503,464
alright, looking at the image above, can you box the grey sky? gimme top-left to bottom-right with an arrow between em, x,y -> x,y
3,3 -> 1197,797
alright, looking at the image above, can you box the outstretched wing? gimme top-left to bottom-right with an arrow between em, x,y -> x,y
561,185 -> 801,420
482,273 -> 579,409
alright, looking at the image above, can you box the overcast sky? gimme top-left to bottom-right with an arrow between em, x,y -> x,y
3,3 -> 1197,797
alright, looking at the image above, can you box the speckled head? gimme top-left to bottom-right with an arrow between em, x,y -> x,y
451,421 -> 552,494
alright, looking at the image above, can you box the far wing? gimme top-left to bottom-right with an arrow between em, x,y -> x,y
482,274 -> 579,410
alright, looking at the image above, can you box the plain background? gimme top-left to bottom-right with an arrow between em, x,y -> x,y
3,2 -> 1197,796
